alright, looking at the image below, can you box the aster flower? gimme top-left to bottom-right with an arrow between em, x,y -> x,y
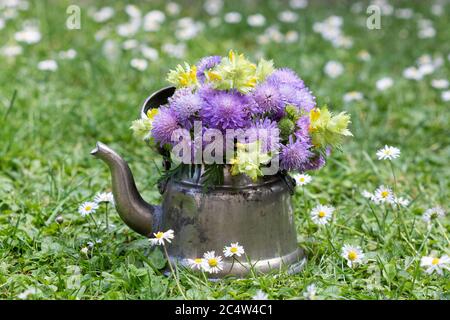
376,145 -> 400,160
247,118 -> 281,153
292,173 -> 312,186
341,244 -> 365,268
151,107 -> 180,145
201,251 -> 224,274
266,68 -> 304,89
298,152 -> 326,171
279,137 -> 313,171
310,204 -> 334,225
187,258 -> 204,270
251,82 -> 284,114
168,88 -> 203,125
373,185 -> 394,204
149,229 -> 175,246
303,284 -> 317,300
295,115 -> 310,142
200,89 -> 251,130
78,201 -> 99,217
422,206 -> 446,223
196,55 -> 221,83
420,255 -> 450,275
278,85 -> 316,113
223,242 -> 245,257
94,192 -> 114,205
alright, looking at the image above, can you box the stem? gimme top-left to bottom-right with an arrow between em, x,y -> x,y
389,160 -> 397,194
105,203 -> 109,232
162,244 -> 187,299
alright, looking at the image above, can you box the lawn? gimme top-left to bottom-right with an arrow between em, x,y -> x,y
0,0 -> 449,300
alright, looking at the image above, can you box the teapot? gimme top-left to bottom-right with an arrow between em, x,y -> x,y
91,87 -> 305,277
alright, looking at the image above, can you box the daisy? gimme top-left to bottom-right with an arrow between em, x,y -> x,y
247,14 -> 266,27
376,77 -> 393,91
58,49 -> 77,60
376,145 -> 400,160
224,12 -> 242,24
361,190 -> 374,199
373,185 -> 394,204
292,173 -> 312,186
341,244 -> 365,268
393,196 -> 410,207
420,255 -> 450,275
303,284 -> 317,300
80,247 -> 89,255
187,258 -> 204,270
78,201 -> 99,217
94,191 -> 114,204
441,91 -> 450,102
17,288 -> 38,300
1,45 -> 23,57
324,60 -> 344,78
223,242 -> 245,257
310,204 -> 335,225
343,91 -> 363,102
252,290 -> 269,300
37,59 -> 58,72
431,79 -> 449,89
91,7 -> 115,23
149,229 -> 175,246
422,206 -> 446,223
130,58 -> 148,71
201,251 -> 224,274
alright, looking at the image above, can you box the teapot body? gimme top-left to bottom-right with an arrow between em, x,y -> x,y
160,171 -> 304,277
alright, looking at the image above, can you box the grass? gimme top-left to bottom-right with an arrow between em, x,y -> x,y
0,0 -> 449,299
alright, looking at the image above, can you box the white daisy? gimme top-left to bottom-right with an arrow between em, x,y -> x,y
441,91 -> 450,102
324,60 -> 344,78
166,2 -> 180,16
223,242 -> 245,257
431,79 -> 449,89
403,66 -> 423,81
290,0 -> 308,9
252,290 -> 269,300
343,91 -> 363,103
247,14 -> 266,27
278,10 -> 298,23
341,244 -> 365,268
393,196 -> 410,207
376,145 -> 401,160
149,229 -> 175,246
58,48 -> 77,60
422,206 -> 446,223
357,50 -> 371,62
292,173 -> 312,186
130,58 -> 148,71
94,192 -> 114,204
14,26 -> 41,44
187,258 -> 204,270
78,201 -> 99,217
17,288 -> 38,300
420,255 -> 450,275
141,45 -> 159,61
80,247 -> 89,255
303,284 -> 317,300
376,77 -> 393,91
224,12 -> 242,24
37,59 -> 58,72
361,190 -> 374,199
1,45 -> 23,57
373,185 -> 394,204
91,7 -> 115,23
201,251 -> 224,274
310,204 -> 335,225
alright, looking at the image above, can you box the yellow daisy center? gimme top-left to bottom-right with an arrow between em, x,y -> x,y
208,258 -> 218,267
194,258 -> 202,264
230,247 -> 238,253
85,205 -> 92,211
318,211 -> 326,218
348,251 -> 358,261
431,258 -> 440,265
155,232 -> 164,239
381,191 -> 389,198
300,178 -> 305,182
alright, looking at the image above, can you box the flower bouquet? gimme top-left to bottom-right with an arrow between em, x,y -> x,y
131,50 -> 352,185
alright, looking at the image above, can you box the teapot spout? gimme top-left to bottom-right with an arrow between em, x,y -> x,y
90,142 -> 161,237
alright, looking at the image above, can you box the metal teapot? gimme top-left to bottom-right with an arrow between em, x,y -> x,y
91,87 -> 305,277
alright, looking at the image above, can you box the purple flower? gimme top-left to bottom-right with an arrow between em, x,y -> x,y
151,107 -> 180,146
196,56 -> 222,83
295,115 -> 310,142
251,82 -> 284,115
280,137 -> 313,171
266,68 -> 305,89
168,88 -> 203,127
299,153 -> 326,171
278,85 -> 316,113
247,118 -> 281,153
200,89 -> 251,130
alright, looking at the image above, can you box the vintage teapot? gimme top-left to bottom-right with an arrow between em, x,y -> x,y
91,87 -> 305,277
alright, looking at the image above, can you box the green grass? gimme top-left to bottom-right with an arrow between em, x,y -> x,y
0,0 -> 449,299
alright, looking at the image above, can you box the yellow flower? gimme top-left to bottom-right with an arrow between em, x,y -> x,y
309,106 -> 352,149
166,62 -> 198,88
230,141 -> 272,181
